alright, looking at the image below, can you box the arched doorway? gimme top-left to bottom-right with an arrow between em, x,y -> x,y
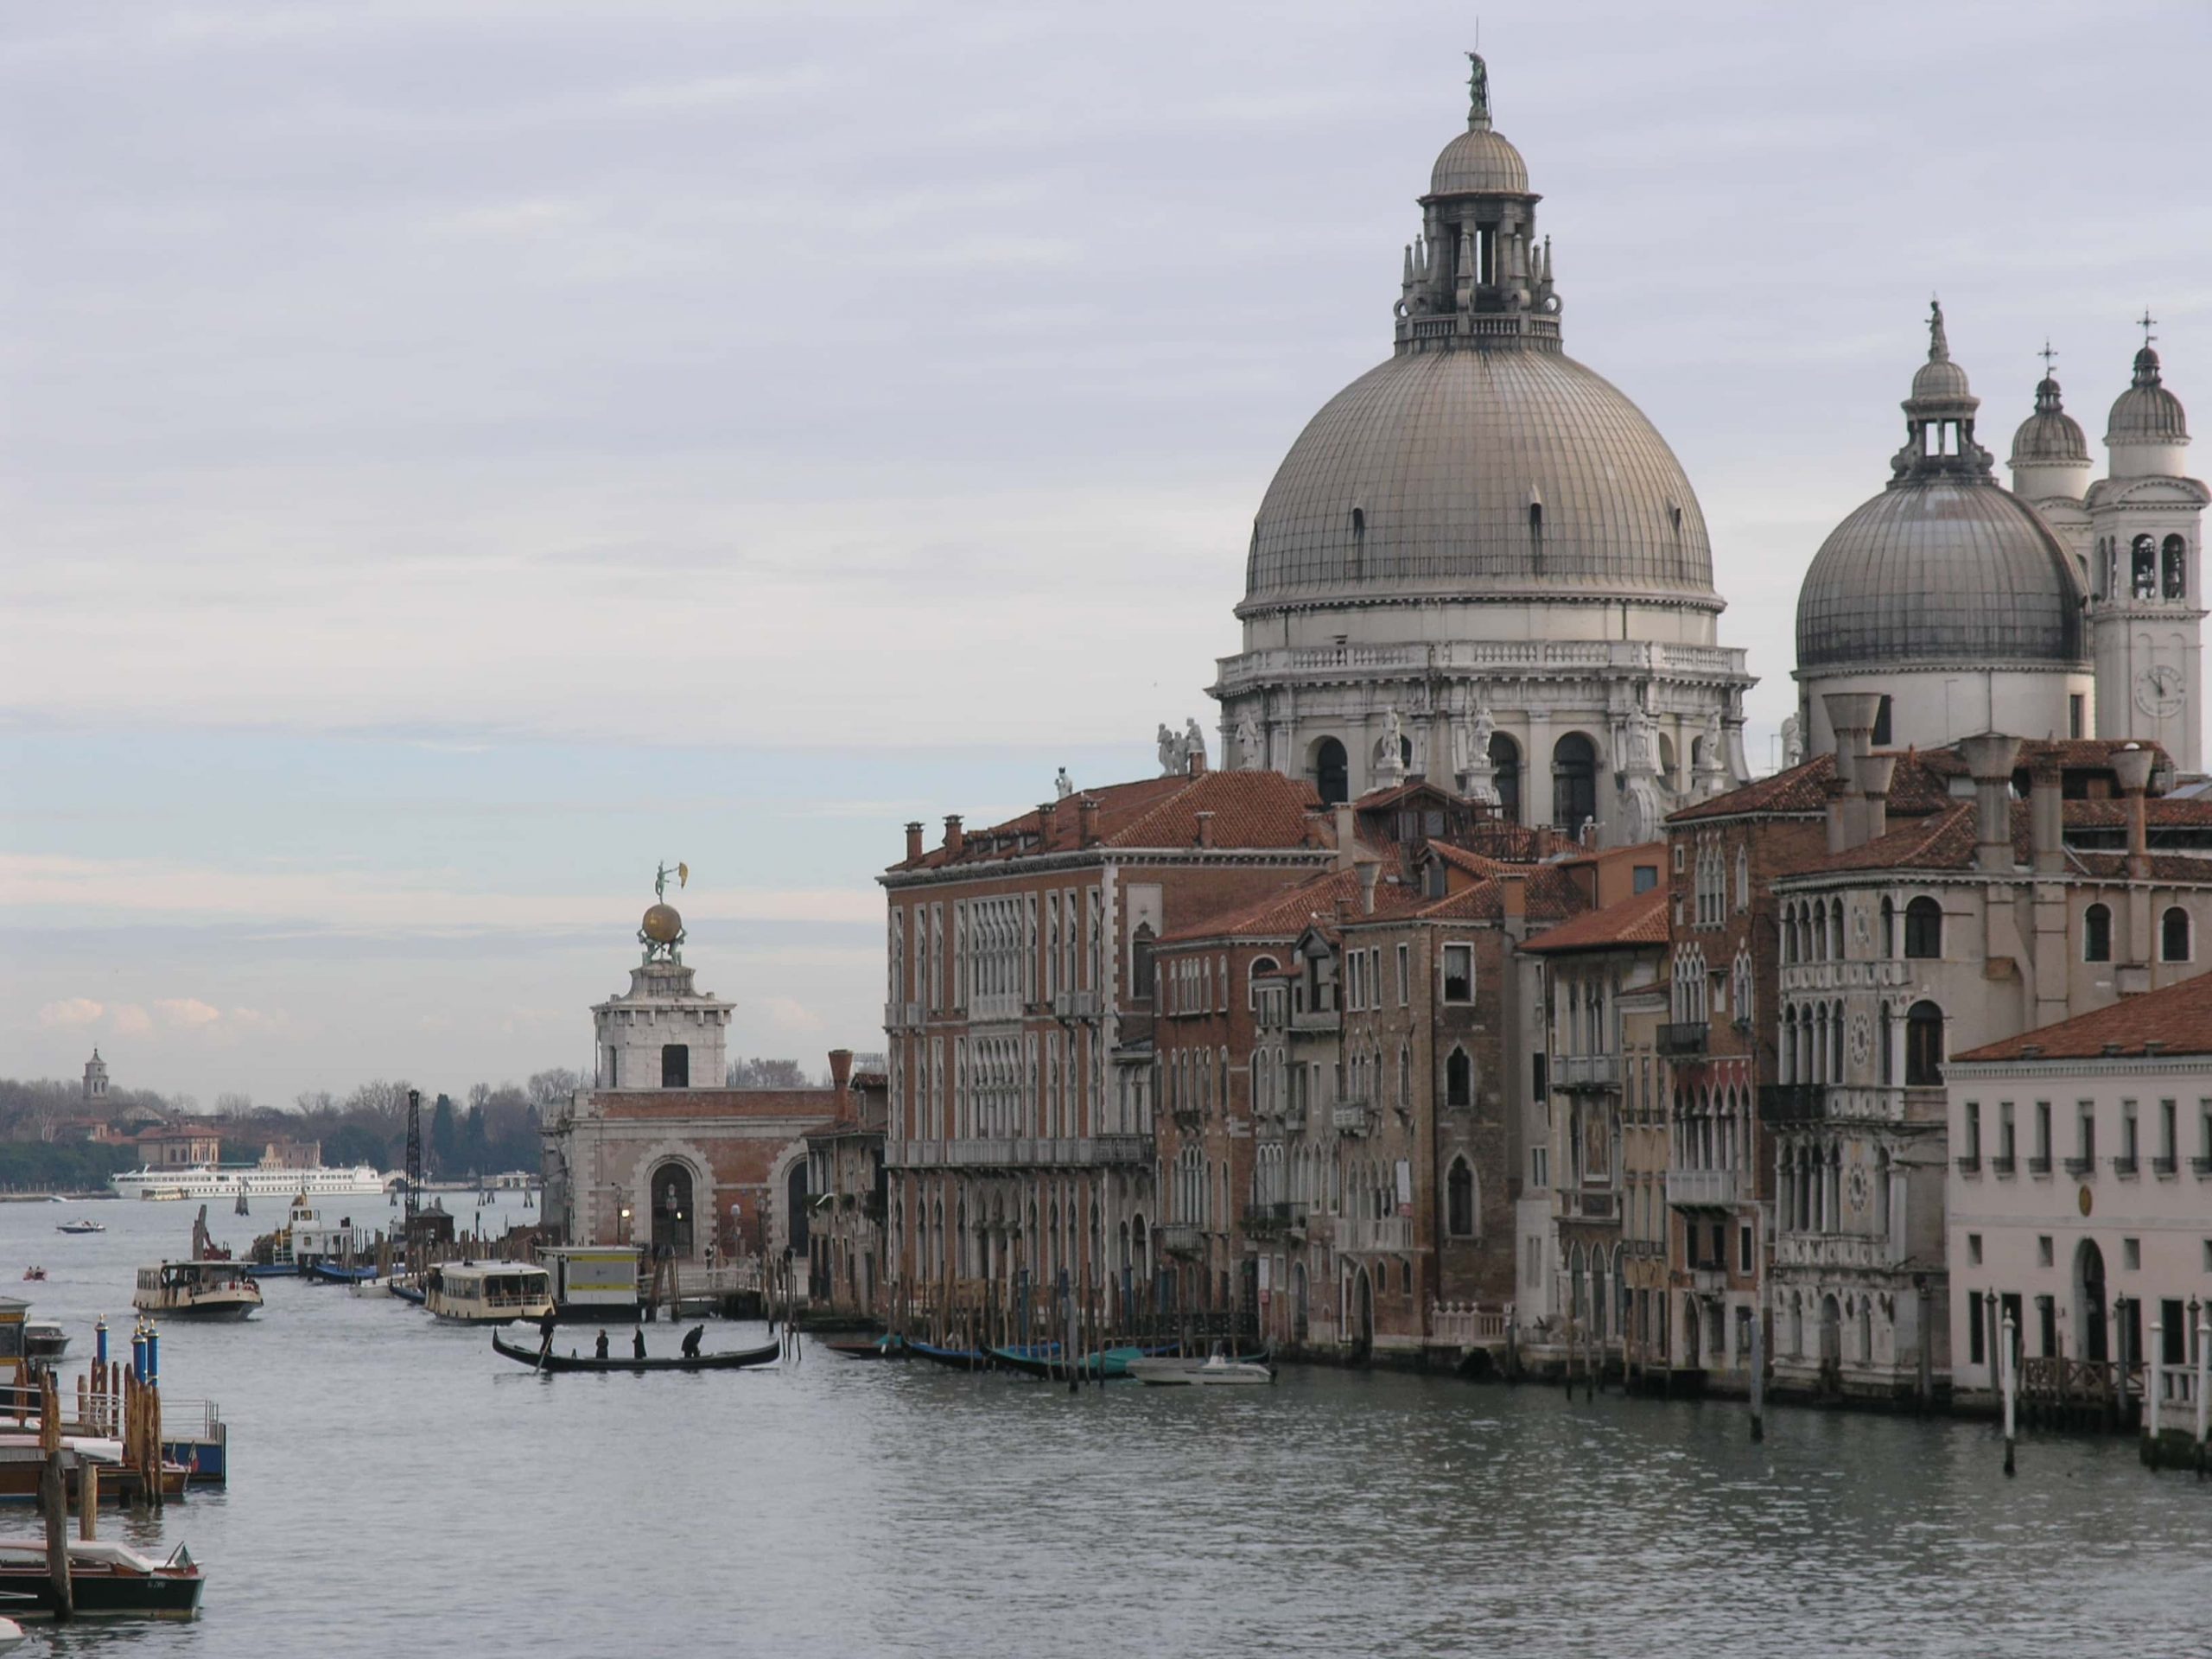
1819,1294 -> 1842,1385
786,1161 -> 810,1256
1352,1266 -> 1374,1359
1313,737 -> 1349,806
1292,1262 -> 1310,1344
1682,1295 -> 1701,1368
2074,1239 -> 2108,1362
1489,733 -> 1522,823
650,1162 -> 695,1256
1553,734 -> 1597,836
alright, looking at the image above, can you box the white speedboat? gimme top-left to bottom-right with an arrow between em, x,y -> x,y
422,1262 -> 554,1325
1128,1350 -> 1276,1387
132,1261 -> 263,1320
56,1218 -> 105,1236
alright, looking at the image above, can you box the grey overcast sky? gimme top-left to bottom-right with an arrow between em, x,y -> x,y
3,0 -> 2209,1106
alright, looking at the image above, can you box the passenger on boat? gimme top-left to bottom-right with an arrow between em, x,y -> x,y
681,1326 -> 702,1359
594,1330 -> 609,1360
632,1328 -> 646,1360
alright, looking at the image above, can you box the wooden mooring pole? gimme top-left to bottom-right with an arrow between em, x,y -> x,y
1750,1305 -> 1766,1443
2000,1307 -> 2018,1478
39,1373 -> 70,1620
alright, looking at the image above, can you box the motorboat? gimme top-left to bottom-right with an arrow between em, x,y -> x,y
0,1537 -> 203,1619
19,1269 -> 42,1284
23,1322 -> 69,1363
490,1332 -> 780,1372
1128,1349 -> 1276,1387
55,1219 -> 105,1236
132,1260 -> 263,1320
423,1262 -> 553,1325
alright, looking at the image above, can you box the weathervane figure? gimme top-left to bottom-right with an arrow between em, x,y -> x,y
1466,50 -> 1489,123
654,861 -> 689,902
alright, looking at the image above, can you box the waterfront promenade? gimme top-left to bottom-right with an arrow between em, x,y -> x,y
6,1198 -> 2204,1656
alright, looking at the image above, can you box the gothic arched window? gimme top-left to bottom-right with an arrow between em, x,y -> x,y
1445,1048 -> 1472,1109
1446,1157 -> 1475,1237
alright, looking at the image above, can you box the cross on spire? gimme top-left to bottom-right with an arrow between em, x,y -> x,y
2138,308 -> 2158,349
2038,339 -> 2058,376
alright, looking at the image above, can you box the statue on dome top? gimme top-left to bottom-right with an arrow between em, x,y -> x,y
1466,51 -> 1489,123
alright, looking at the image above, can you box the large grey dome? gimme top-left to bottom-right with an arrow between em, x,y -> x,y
1239,346 -> 1715,613
1796,480 -> 2086,670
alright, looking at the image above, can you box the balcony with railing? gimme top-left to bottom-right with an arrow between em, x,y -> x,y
2193,1155 -> 2212,1177
1156,1223 -> 1205,1258
1665,1168 -> 1742,1210
1656,1022 -> 1708,1058
1955,1154 -> 1981,1175
2028,1155 -> 2053,1175
1554,1053 -> 1624,1092
890,1135 -> 1157,1171
1332,1100 -> 1376,1136
2063,1155 -> 2095,1178
1757,1084 -> 1827,1125
1338,1217 -> 1412,1253
1242,1201 -> 1307,1238
1989,1154 -> 2016,1176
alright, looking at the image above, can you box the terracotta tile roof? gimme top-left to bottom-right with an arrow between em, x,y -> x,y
1788,798 -> 2212,881
1408,863 -> 1588,925
1521,885 -> 1669,953
1956,969 -> 2212,1062
1160,868 -> 1427,945
1428,842 -> 1503,878
1668,749 -> 1966,825
892,768 -> 1327,872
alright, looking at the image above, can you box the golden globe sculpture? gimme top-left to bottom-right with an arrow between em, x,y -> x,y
641,903 -> 683,945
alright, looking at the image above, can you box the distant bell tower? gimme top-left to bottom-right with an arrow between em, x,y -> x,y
82,1049 -> 108,1103
2086,317 -> 2208,771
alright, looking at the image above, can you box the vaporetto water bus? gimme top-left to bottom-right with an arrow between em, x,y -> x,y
423,1262 -> 555,1325
110,1164 -> 389,1202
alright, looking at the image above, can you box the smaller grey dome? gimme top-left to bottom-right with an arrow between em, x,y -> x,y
1430,125 -> 1529,196
2107,346 -> 2189,445
1912,355 -> 1973,404
2011,376 -> 2088,466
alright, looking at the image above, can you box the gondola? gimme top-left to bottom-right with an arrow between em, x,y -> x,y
306,1262 -> 378,1285
988,1343 -> 1179,1382
491,1333 -> 781,1373
903,1338 -> 993,1371
823,1335 -> 907,1359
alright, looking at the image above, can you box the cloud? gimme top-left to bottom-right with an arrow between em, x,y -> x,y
111,1005 -> 153,1037
155,998 -> 223,1030
36,997 -> 104,1028
763,995 -> 823,1034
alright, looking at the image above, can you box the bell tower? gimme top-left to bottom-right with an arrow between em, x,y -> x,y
2086,317 -> 2209,770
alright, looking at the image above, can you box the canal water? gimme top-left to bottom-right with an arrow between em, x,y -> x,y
0,1197 -> 2205,1657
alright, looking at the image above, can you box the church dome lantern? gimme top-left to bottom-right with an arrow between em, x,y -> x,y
2009,353 -> 2092,504
2106,333 -> 2190,480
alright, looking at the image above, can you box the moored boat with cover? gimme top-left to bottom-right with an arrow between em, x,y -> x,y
131,1262 -> 262,1321
423,1262 -> 553,1325
490,1333 -> 779,1373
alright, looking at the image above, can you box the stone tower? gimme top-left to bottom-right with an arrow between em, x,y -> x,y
82,1050 -> 108,1103
591,885 -> 732,1091
2084,334 -> 2207,770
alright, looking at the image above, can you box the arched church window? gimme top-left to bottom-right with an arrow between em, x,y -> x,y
2161,906 -> 2191,963
1904,897 -> 1942,960
1130,924 -> 1157,1001
1904,1001 -> 1946,1088
1553,733 -> 1597,837
1490,733 -> 1522,824
2083,903 -> 2112,963
2164,534 -> 2188,600
2133,535 -> 2158,599
1446,1048 -> 1471,1109
1880,897 -> 1895,957
1313,738 -> 1349,807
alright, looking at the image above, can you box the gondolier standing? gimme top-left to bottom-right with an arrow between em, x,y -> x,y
537,1306 -> 558,1361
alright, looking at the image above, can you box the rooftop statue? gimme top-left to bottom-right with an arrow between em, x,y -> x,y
1466,51 -> 1489,123
653,861 -> 689,903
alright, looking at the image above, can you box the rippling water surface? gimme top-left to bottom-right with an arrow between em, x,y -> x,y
3,1198 -> 2206,1658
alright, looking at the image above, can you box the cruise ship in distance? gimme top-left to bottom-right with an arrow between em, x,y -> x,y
111,1164 -> 391,1201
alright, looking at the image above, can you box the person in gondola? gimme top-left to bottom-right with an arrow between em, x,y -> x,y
537,1306 -> 558,1359
681,1325 -> 702,1359
632,1326 -> 646,1360
594,1329 -> 609,1360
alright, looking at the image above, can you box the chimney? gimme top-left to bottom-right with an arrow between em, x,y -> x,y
1824,776 -> 1851,855
1194,810 -> 1216,849
1859,753 -> 1897,844
904,821 -> 924,864
1498,872 -> 1528,927
1186,743 -> 1207,779
1078,797 -> 1100,847
2113,744 -> 2155,878
1334,804 -> 1357,872
1822,691 -> 1882,783
1038,803 -> 1058,847
2028,764 -> 2063,875
1958,733 -> 2023,874
943,815 -> 965,858
1357,862 -> 1379,915
828,1047 -> 853,1107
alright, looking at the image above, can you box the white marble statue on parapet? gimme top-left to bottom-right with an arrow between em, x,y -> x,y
1183,718 -> 1208,772
1780,712 -> 1805,770
1235,714 -> 1263,772
1055,766 -> 1074,800
1157,723 -> 1180,776
1375,708 -> 1408,788
1692,706 -> 1730,800
1457,700 -> 1500,804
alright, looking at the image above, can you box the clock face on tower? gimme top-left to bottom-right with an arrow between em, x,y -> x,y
2134,664 -> 2187,720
